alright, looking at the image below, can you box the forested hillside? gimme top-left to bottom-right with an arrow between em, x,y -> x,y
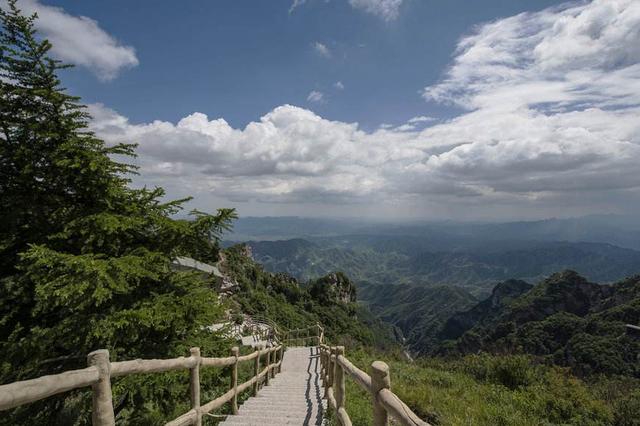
245,237 -> 640,295
219,244 -> 397,350
438,271 -> 640,377
358,283 -> 478,350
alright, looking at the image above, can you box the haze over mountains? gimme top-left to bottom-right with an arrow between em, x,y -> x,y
226,215 -> 640,293
228,215 -> 640,250
225,214 -> 640,360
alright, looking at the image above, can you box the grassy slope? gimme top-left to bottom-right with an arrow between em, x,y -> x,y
328,349 -> 639,426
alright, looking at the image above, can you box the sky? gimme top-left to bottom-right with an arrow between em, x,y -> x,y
14,0 -> 640,220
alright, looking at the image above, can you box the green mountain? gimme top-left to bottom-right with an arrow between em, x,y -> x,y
358,283 -> 477,352
439,271 -> 640,377
438,279 -> 533,341
243,238 -> 640,296
220,244 -> 398,350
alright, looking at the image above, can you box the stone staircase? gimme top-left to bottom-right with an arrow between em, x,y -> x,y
219,347 -> 326,425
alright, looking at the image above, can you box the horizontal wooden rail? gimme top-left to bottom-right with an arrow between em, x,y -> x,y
280,323 -> 324,347
0,344 -> 283,426
1,318 -> 424,426
111,356 -> 197,377
319,345 -> 429,426
337,354 -> 372,391
378,388 -> 426,426
0,366 -> 99,411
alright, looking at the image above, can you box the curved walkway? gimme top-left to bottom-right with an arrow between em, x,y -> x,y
219,347 -> 326,425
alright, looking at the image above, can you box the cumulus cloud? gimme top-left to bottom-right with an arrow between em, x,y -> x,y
89,0 -> 640,217
416,0 -> 640,200
348,0 -> 403,21
313,41 -> 331,58
306,90 -> 325,103
334,81 -> 345,90
17,0 -> 138,80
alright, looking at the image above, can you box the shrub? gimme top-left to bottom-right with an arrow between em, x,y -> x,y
462,353 -> 540,389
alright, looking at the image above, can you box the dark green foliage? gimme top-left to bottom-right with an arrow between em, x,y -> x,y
0,2 -> 236,423
359,282 -> 478,352
440,271 -> 640,378
308,271 -> 356,305
461,353 -> 539,389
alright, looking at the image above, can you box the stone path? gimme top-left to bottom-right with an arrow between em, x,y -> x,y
219,347 -> 326,425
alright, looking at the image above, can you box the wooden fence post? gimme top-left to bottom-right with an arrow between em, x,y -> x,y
335,346 -> 346,414
265,345 -> 271,386
326,347 -> 335,396
87,349 -> 115,426
271,347 -> 277,379
279,346 -> 284,373
189,347 -> 201,426
253,346 -> 261,396
231,347 -> 239,415
371,361 -> 390,426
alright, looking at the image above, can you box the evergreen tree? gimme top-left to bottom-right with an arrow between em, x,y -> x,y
0,1 -> 236,423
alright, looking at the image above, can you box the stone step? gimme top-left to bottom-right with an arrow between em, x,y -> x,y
219,418 -> 323,426
238,407 -> 324,416
220,346 -> 326,426
240,401 -> 326,410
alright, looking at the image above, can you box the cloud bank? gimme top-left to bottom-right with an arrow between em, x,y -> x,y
18,0 -> 138,80
90,0 -> 640,217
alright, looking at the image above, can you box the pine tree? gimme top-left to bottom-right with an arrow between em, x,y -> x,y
0,1 -> 236,423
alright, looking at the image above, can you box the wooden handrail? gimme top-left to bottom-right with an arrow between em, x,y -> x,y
0,344 -> 283,426
0,366 -> 100,411
319,345 -> 429,426
0,320 -> 426,426
280,323 -> 325,347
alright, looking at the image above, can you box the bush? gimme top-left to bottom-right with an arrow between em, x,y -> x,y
462,353 -> 540,389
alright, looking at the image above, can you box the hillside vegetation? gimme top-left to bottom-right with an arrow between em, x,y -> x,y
439,271 -> 640,377
220,244 -> 397,350
358,283 -> 478,349
246,237 -> 640,295
329,349 -> 639,426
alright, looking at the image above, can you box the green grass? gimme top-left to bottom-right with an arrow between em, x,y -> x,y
325,349 -> 633,426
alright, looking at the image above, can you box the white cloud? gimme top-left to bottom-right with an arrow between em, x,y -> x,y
313,41 -> 331,58
334,81 -> 345,90
416,0 -> 640,199
306,90 -> 325,103
408,115 -> 435,124
17,0 -> 138,80
89,0 -> 640,217
348,0 -> 403,21
290,0 -> 403,21
288,0 -> 307,14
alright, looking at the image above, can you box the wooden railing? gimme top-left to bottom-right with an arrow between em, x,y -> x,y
0,320 -> 428,426
319,344 -> 429,426
280,323 -> 324,347
0,344 -> 284,426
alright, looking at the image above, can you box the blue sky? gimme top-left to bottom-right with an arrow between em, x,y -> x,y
51,0 -> 563,129
15,0 -> 640,220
